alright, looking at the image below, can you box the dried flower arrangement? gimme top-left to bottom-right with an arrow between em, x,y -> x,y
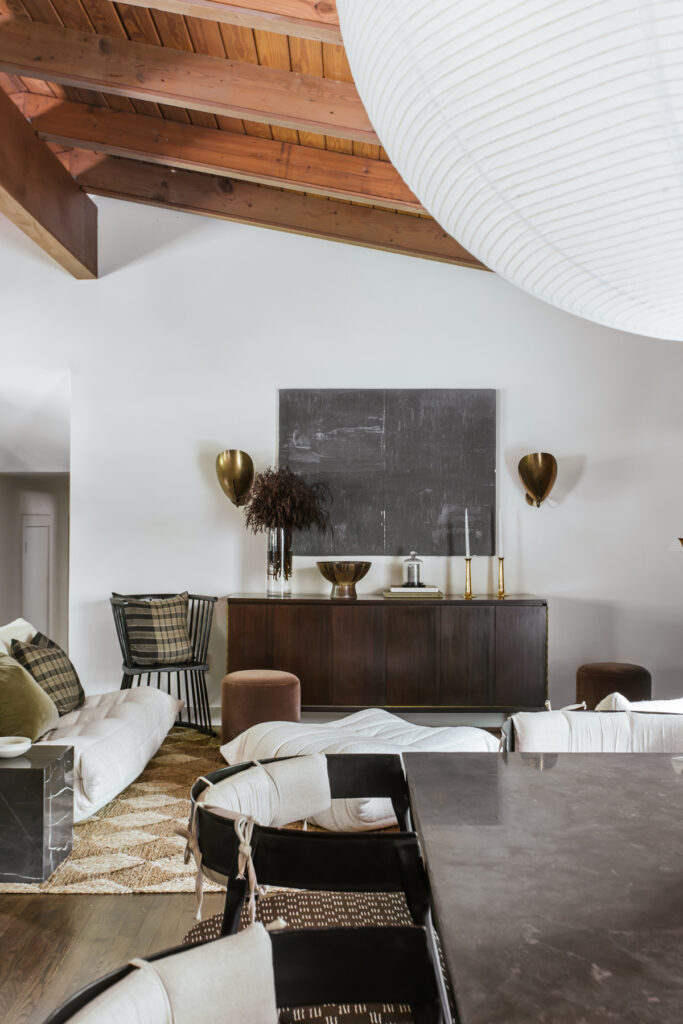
244,466 -> 330,535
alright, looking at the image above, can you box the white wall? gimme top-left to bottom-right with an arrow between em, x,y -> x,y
1,198 -> 682,709
0,369 -> 70,472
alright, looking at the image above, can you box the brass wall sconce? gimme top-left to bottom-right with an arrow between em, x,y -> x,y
518,452 -> 557,507
216,449 -> 254,507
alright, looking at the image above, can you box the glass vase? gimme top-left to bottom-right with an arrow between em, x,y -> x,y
266,527 -> 293,597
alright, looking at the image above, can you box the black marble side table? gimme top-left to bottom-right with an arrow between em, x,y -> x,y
0,745 -> 74,883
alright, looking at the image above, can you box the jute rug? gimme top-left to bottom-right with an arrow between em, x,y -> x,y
0,727 -> 224,894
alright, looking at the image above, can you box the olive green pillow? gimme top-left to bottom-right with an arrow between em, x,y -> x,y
0,651 -> 59,741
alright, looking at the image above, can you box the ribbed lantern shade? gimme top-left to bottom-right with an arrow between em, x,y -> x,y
337,0 -> 683,341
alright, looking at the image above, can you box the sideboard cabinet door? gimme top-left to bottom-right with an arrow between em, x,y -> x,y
385,606 -> 438,706
494,606 -> 547,707
269,604 -> 333,706
331,605 -> 386,706
439,606 -> 495,705
228,602 -> 272,671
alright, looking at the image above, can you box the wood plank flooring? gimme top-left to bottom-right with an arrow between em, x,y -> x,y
0,892 -> 224,1023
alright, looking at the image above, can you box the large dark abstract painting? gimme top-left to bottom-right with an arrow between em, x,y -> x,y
278,389 -> 496,556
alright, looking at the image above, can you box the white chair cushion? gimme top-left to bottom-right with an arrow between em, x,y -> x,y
198,754 -> 331,827
513,709 -> 683,752
595,691 -> 683,714
221,708 -> 499,830
39,687 -> 182,821
0,617 -> 36,655
67,924 -> 278,1024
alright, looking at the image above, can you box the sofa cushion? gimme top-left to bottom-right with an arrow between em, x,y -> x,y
221,708 -> 499,831
512,708 -> 683,752
0,651 -> 59,741
119,593 -> 193,667
0,617 -> 36,656
11,637 -> 85,715
39,687 -> 183,821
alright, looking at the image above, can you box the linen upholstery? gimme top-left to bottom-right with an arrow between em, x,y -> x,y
221,708 -> 499,830
66,924 -> 278,1024
120,593 -> 193,666
0,617 -> 36,656
197,754 -> 332,827
11,637 -> 85,716
512,708 -> 683,752
595,692 -> 683,714
39,687 -> 183,821
0,651 -> 59,741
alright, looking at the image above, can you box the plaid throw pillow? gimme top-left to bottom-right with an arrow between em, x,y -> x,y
11,637 -> 85,716
31,631 -> 58,650
121,592 -> 193,667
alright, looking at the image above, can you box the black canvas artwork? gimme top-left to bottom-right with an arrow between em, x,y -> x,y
278,388 -> 496,556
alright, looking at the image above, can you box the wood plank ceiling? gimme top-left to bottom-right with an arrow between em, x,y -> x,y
0,0 -> 484,276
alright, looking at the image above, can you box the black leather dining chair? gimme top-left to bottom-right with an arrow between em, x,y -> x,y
42,926 -> 444,1024
190,754 -> 453,1022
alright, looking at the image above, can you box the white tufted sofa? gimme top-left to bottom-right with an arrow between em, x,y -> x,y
38,687 -> 182,821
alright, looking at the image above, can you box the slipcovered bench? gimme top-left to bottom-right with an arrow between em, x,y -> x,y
504,694 -> 683,753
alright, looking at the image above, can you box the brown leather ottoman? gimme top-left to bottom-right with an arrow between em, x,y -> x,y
576,662 -> 652,710
221,669 -> 301,742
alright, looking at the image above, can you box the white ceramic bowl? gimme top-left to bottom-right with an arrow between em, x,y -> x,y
0,736 -> 32,758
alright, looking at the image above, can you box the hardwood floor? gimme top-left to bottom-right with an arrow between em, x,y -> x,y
0,892 -> 225,1023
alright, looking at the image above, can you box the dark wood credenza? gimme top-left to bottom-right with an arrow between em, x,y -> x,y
227,595 -> 548,712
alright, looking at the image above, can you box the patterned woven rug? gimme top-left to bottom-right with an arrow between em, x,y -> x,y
0,727 -> 224,894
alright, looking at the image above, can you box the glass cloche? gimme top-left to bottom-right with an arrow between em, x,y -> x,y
403,551 -> 424,588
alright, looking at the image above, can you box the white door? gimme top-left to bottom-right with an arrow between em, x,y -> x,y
22,514 -> 51,635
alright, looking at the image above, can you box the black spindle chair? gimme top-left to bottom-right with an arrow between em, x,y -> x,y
191,754 -> 453,1022
42,926 -> 443,1024
110,593 -> 216,736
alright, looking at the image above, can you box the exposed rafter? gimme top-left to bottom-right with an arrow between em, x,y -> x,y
0,87 -> 97,278
14,94 -> 418,210
0,20 -> 377,142
60,150 -> 484,270
117,0 -> 342,44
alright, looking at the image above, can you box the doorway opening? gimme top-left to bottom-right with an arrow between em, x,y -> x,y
0,368 -> 71,648
0,474 -> 70,647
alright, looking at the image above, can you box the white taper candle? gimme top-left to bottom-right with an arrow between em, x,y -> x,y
465,507 -> 470,558
498,508 -> 504,558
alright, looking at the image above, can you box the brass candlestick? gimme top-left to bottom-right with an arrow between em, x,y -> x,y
463,557 -> 473,600
497,556 -> 506,599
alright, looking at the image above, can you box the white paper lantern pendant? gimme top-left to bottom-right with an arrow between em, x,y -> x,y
337,0 -> 683,341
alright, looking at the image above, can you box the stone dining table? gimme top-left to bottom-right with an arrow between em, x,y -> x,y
404,752 -> 683,1024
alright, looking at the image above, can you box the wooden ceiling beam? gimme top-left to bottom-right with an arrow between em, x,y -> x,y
14,93 -> 419,211
0,87 -> 96,278
59,150 -> 484,270
118,0 -> 342,44
0,20 -> 376,142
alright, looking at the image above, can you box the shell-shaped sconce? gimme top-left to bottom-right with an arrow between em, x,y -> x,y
518,453 -> 557,507
216,450 -> 254,508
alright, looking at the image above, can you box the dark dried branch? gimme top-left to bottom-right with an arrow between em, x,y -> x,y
244,466 -> 330,534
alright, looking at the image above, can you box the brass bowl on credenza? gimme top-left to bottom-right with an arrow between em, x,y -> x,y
316,561 -> 372,599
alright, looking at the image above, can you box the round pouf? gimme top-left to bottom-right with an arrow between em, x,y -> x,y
221,670 -> 301,742
576,663 -> 652,710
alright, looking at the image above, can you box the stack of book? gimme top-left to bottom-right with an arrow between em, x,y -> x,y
382,585 -> 443,599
